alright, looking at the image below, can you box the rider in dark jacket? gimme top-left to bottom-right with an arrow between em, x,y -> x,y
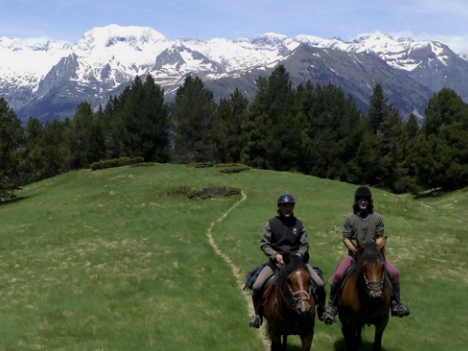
249,194 -> 326,328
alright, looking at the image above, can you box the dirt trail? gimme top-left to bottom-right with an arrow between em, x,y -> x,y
206,191 -> 270,351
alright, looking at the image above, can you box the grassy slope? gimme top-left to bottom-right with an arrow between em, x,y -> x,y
0,164 -> 467,350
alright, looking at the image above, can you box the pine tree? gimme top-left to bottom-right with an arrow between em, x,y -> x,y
0,98 -> 23,202
240,76 -> 269,168
43,119 -> 69,177
300,84 -> 363,181
241,65 -> 299,170
69,102 -> 94,169
172,76 -> 217,163
212,88 -> 248,163
367,83 -> 393,134
414,88 -> 468,189
22,117 -> 46,183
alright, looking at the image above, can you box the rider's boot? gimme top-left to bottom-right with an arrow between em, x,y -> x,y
391,284 -> 410,317
248,289 -> 263,328
316,285 -> 326,321
323,284 -> 339,325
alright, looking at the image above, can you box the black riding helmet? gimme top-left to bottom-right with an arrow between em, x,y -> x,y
355,186 -> 372,198
278,194 -> 295,206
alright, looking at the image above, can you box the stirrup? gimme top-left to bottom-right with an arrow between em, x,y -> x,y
391,302 -> 410,317
249,314 -> 262,328
323,305 -> 338,325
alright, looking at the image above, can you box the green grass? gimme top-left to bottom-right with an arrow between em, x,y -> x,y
0,164 -> 467,350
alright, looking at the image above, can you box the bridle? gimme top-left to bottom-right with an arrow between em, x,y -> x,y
275,271 -> 313,316
363,272 -> 385,292
361,265 -> 386,299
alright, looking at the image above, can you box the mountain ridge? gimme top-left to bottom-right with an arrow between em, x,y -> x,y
1,25 -> 467,121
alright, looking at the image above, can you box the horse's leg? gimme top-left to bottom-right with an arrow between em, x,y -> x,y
282,335 -> 288,351
342,321 -> 357,351
356,324 -> 363,348
270,332 -> 281,351
300,333 -> 314,351
373,315 -> 389,351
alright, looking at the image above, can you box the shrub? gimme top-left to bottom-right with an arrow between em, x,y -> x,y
131,162 -> 158,168
166,186 -> 241,199
90,157 -> 145,171
218,164 -> 250,174
186,162 -> 214,168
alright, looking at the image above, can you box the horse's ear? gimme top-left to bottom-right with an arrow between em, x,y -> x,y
377,236 -> 387,251
302,252 -> 310,264
283,253 -> 291,265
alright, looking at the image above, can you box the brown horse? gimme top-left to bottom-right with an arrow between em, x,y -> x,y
263,253 -> 316,351
339,238 -> 391,351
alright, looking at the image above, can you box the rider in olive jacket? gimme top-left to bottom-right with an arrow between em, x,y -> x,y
322,187 -> 410,325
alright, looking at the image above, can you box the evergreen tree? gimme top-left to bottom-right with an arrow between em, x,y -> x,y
88,118 -> 106,164
43,119 -> 69,177
172,76 -> 217,163
212,88 -> 248,163
0,98 -> 23,201
378,109 -> 404,190
301,84 -> 363,181
103,95 -> 125,159
241,65 -> 299,170
367,83 -> 393,134
22,117 -> 46,183
405,113 -> 419,138
414,88 -> 468,189
392,113 -> 420,193
240,76 -> 269,168
69,102 -> 94,169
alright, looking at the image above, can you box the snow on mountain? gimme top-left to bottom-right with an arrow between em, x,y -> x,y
181,33 -> 296,72
0,25 -> 462,95
0,36 -> 71,92
1,25 -> 468,121
71,25 -> 171,91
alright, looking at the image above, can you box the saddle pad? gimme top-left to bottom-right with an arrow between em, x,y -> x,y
262,284 -> 275,307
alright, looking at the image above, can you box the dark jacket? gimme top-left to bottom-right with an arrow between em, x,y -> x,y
260,214 -> 309,262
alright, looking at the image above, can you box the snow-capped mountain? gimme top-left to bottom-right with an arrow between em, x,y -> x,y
1,25 -> 468,121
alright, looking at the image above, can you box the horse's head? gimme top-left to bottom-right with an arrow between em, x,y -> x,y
277,252 -> 313,317
355,238 -> 387,301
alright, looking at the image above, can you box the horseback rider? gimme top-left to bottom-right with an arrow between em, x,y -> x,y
248,194 -> 326,328
322,186 -> 410,325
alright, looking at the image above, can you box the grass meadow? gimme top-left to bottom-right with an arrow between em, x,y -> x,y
0,164 -> 467,350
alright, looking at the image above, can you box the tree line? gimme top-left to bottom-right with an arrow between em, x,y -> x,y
1,65 -> 468,201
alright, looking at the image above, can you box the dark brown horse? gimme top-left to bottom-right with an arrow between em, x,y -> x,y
339,238 -> 391,351
263,253 -> 316,351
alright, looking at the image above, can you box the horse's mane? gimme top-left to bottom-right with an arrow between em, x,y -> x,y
276,255 -> 309,290
355,241 -> 385,278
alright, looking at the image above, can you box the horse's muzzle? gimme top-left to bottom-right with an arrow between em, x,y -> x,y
298,303 -> 311,317
370,290 -> 383,300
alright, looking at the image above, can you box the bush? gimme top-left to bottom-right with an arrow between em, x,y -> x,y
214,163 -> 243,168
166,186 -> 241,199
218,164 -> 250,174
186,162 -> 214,168
90,157 -> 145,171
131,162 -> 158,168
166,186 -> 197,198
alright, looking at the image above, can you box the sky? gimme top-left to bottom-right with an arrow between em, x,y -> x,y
1,0 -> 468,55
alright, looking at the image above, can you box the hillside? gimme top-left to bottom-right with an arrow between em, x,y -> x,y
0,164 -> 467,350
